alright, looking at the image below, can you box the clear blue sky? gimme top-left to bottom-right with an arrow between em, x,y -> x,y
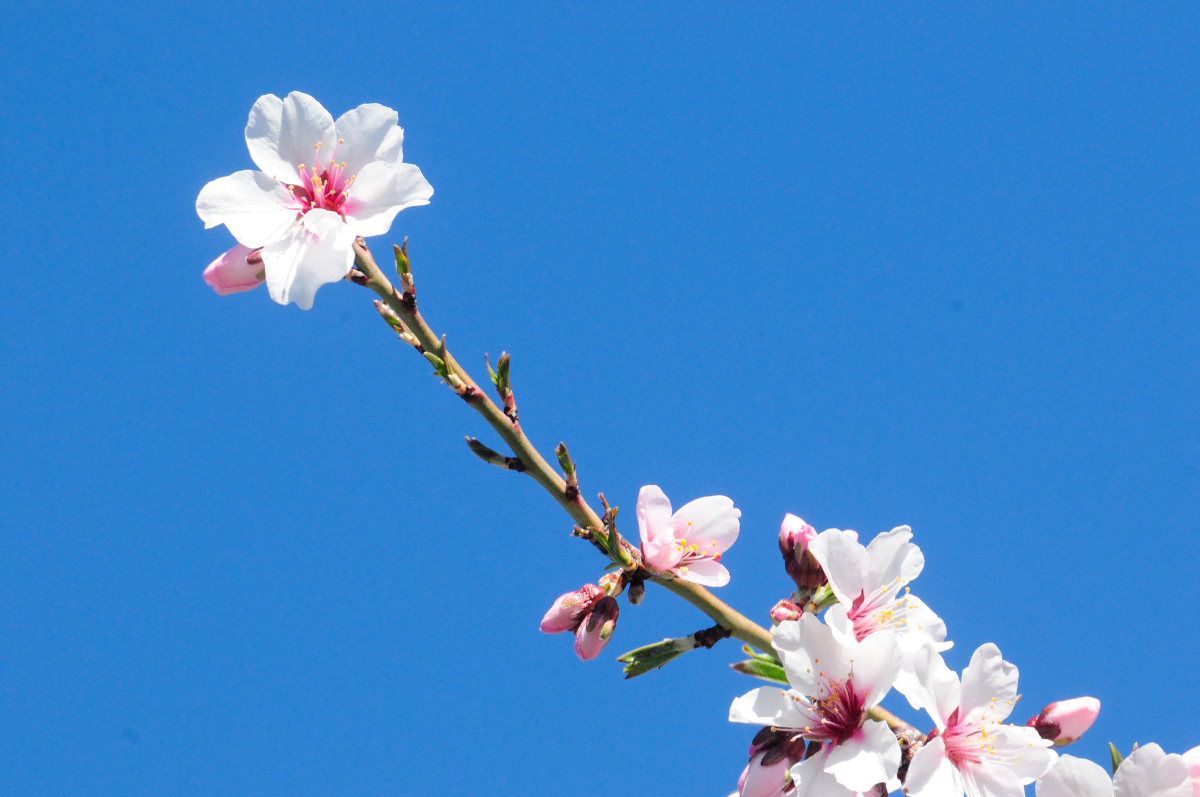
2,2 -> 1198,795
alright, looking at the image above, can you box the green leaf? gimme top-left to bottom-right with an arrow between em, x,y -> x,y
730,659 -> 789,685
622,651 -> 684,678
1109,742 -> 1124,774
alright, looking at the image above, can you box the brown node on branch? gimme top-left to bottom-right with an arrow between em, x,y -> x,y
692,624 -> 733,649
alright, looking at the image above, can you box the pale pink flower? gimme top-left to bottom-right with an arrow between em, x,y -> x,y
1183,746 -> 1200,797
808,525 -> 951,708
573,596 -> 618,660
1036,745 -> 1192,797
729,614 -> 902,795
636,485 -> 740,587
905,643 -> 1056,797
197,92 -> 433,310
203,243 -> 265,295
539,584 -> 603,634
1026,697 -> 1102,746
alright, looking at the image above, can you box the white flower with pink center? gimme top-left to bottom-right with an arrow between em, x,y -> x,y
905,643 -> 1057,797
808,525 -> 952,708
635,485 -> 740,587
196,92 -> 433,310
729,614 -> 902,795
1035,744 -> 1193,797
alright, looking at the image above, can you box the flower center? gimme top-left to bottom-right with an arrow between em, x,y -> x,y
846,582 -> 919,642
670,523 -> 721,574
806,674 -> 865,745
937,716 -> 987,766
285,141 -> 355,218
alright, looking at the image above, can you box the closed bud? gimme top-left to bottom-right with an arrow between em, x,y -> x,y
769,599 -> 802,624
203,244 -> 265,296
574,596 -> 619,660
598,571 -> 626,597
539,584 -> 603,634
777,514 -> 825,592
628,579 -> 646,605
1026,697 -> 1101,746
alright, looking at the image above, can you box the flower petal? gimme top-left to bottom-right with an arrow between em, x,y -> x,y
772,614 -> 849,695
848,629 -> 901,709
1036,755 -> 1113,797
246,92 -> 337,183
823,719 -> 900,792
983,725 -> 1057,784
1113,744 -> 1193,797
790,753 -> 856,797
334,103 -> 405,175
196,170 -> 295,248
959,643 -> 1019,726
677,557 -> 729,587
741,751 -> 791,797
961,760 -> 1026,797
864,525 -> 923,589
808,529 -> 869,607
642,527 -> 683,573
670,495 -> 740,552
343,161 -> 433,237
728,686 -> 812,730
203,243 -> 264,296
260,209 -> 354,310
636,485 -> 673,544
910,642 -> 961,728
905,736 -> 965,797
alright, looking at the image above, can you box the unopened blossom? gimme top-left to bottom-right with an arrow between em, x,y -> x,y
636,485 -> 740,587
729,614 -> 902,795
779,513 -> 825,592
734,728 -> 809,797
1184,747 -> 1200,797
1026,697 -> 1101,746
197,92 -> 433,310
539,584 -> 603,634
574,596 -> 618,660
808,525 -> 951,708
1035,744 -> 1192,797
904,642 -> 1056,797
203,243 -> 264,295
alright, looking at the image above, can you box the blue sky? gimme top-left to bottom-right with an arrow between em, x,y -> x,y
1,2 -> 1198,794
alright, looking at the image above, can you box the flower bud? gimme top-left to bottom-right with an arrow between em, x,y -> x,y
769,599 -> 802,624
778,514 -> 825,592
598,570 -> 625,597
740,751 -> 790,797
539,584 -> 603,634
574,596 -> 619,660
203,244 -> 265,296
1025,697 -> 1101,746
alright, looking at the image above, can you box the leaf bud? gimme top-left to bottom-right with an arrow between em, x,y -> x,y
598,571 -> 625,597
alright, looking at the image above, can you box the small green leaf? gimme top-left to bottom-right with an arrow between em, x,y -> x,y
1109,742 -> 1124,774
622,651 -> 684,678
731,659 -> 789,685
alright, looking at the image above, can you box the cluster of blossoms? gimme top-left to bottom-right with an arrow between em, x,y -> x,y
198,95 -> 1198,797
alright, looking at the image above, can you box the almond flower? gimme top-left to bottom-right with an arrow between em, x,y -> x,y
729,614 -> 902,795
904,643 -> 1057,797
196,92 -> 433,309
808,525 -> 951,708
635,485 -> 740,587
1035,745 -> 1193,797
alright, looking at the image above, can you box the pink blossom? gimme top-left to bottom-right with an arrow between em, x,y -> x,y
574,596 -> 618,660
1026,697 -> 1101,747
1184,746 -> 1200,797
636,485 -> 740,587
203,244 -> 265,296
539,584 -> 603,634
779,514 -> 825,592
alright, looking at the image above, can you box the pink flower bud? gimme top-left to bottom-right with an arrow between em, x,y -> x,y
203,244 -> 265,296
539,584 -> 603,634
769,599 -> 803,624
778,514 -> 826,592
740,751 -> 790,797
574,596 -> 619,660
777,513 -> 817,557
1182,746 -> 1200,797
1025,697 -> 1101,746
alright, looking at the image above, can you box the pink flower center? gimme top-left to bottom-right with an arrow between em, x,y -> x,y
284,142 -> 355,218
807,674 -> 865,745
845,583 -> 919,642
669,526 -> 721,575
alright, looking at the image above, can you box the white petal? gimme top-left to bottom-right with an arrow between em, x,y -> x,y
1036,755 -> 1113,797
773,614 -> 849,695
246,92 -> 336,183
334,103 -> 405,174
864,525 -> 922,589
678,557 -> 730,587
849,629 -> 901,709
823,719 -> 900,792
791,753 -> 857,797
959,643 -> 1019,726
894,593 -> 952,651
261,209 -> 354,310
961,761 -> 1026,797
824,604 -> 858,647
728,686 -> 812,730
906,736 -> 965,797
911,642 -> 962,728
636,485 -> 673,544
982,725 -> 1057,784
1113,744 -> 1193,797
343,162 -> 433,238
196,170 -> 295,248
670,495 -> 740,552
809,529 -> 869,606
